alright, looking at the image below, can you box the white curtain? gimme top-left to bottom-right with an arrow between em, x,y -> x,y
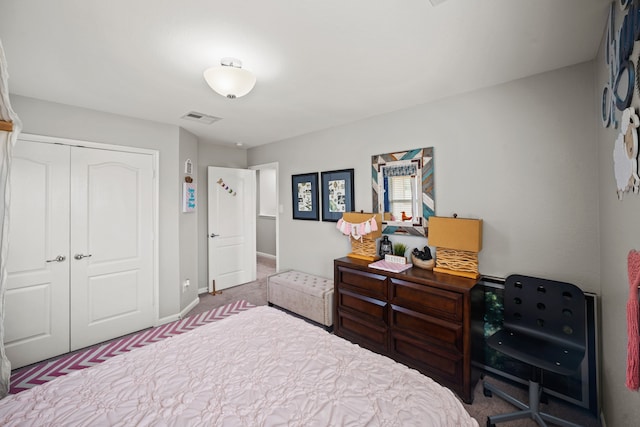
0,39 -> 22,399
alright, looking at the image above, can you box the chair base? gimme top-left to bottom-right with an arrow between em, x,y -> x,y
483,379 -> 582,427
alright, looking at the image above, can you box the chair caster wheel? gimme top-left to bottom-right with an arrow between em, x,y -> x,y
483,387 -> 492,397
486,418 -> 495,427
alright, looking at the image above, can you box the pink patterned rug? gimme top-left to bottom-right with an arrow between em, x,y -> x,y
9,300 -> 255,394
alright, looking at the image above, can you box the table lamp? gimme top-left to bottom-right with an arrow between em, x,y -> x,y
428,215 -> 483,279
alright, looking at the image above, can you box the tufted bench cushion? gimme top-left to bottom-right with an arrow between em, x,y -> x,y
267,270 -> 334,328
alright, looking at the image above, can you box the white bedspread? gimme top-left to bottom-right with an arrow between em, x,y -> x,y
0,306 -> 478,426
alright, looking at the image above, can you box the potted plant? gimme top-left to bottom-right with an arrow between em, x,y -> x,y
393,242 -> 407,259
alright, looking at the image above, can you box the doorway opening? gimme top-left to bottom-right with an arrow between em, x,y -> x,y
251,162 -> 279,273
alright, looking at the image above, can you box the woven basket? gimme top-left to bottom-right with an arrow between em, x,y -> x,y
350,236 -> 378,259
411,254 -> 435,270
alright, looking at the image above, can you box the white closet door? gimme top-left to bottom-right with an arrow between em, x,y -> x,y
69,147 -> 154,350
4,141 -> 70,369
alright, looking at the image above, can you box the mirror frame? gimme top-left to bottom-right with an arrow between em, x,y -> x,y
371,147 -> 434,236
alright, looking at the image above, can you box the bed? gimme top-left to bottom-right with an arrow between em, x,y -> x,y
0,304 -> 478,426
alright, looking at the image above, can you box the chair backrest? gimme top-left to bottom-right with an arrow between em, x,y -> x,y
503,274 -> 586,352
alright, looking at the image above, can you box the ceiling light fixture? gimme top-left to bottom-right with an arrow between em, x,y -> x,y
203,57 -> 256,99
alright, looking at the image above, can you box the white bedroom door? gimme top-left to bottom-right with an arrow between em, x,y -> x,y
70,147 -> 155,350
4,141 -> 71,368
207,166 -> 256,292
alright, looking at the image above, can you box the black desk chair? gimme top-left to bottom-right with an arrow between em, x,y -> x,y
483,274 -> 586,427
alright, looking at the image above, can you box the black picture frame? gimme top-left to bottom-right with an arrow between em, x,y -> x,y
321,168 -> 354,222
291,172 -> 319,220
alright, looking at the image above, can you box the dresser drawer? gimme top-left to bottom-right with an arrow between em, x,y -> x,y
337,288 -> 387,320
390,330 -> 463,385
337,266 -> 387,301
336,310 -> 388,353
389,304 -> 462,352
389,278 -> 464,323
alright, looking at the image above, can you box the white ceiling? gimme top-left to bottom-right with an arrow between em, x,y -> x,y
0,0 -> 609,148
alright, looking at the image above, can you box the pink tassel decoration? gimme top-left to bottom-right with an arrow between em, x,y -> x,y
364,220 -> 371,234
626,250 -> 640,390
359,222 -> 366,235
370,216 -> 378,231
336,218 -> 343,231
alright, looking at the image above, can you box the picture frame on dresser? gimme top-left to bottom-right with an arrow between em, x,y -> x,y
321,168 -> 354,222
292,172 -> 319,220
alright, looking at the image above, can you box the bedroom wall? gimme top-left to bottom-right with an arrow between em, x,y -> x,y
248,62 -> 600,294
8,95 -> 182,320
594,8 -> 640,426
178,128 -> 199,312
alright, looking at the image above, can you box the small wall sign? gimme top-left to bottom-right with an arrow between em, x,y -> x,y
183,182 -> 196,212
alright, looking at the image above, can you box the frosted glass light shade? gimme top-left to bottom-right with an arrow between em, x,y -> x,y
203,61 -> 256,99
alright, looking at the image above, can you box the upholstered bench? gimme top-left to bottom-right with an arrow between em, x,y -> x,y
267,270 -> 333,329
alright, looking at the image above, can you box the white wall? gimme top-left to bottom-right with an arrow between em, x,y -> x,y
248,63 -> 600,295
196,142 -> 247,291
178,128 -> 199,311
9,95 -> 182,319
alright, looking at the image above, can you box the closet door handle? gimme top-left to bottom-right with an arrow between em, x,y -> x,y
46,255 -> 66,263
74,253 -> 92,260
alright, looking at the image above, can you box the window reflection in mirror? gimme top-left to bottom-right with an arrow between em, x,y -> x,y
387,175 -> 417,222
379,160 -> 420,226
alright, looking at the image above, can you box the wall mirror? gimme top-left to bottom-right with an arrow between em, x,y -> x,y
371,147 -> 434,236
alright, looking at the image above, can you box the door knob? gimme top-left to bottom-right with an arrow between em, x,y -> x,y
74,253 -> 92,260
46,255 -> 66,263
209,233 -> 220,238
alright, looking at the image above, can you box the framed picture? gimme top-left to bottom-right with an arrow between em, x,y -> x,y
321,168 -> 354,222
292,172 -> 319,220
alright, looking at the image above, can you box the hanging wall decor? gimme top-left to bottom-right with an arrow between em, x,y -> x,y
182,177 -> 196,213
291,172 -> 319,220
217,178 -> 237,196
602,2 -> 638,129
613,107 -> 640,199
371,147 -> 434,236
321,168 -> 354,222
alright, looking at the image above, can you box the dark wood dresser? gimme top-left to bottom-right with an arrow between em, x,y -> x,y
333,256 -> 483,403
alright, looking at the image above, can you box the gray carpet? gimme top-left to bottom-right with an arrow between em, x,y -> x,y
186,254 -> 273,317
188,255 -> 600,426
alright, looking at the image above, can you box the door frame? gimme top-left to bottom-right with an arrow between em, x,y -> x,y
18,133 -> 160,323
249,162 -> 279,272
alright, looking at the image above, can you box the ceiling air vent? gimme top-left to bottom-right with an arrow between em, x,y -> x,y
181,111 -> 222,125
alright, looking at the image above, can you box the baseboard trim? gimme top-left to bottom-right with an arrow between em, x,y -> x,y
157,313 -> 180,326
257,251 -> 276,260
180,296 -> 200,318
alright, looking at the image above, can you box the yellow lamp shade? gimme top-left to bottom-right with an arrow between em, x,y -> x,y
428,216 -> 483,252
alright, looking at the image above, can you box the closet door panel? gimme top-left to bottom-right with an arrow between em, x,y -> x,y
4,141 -> 70,369
70,147 -> 154,350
